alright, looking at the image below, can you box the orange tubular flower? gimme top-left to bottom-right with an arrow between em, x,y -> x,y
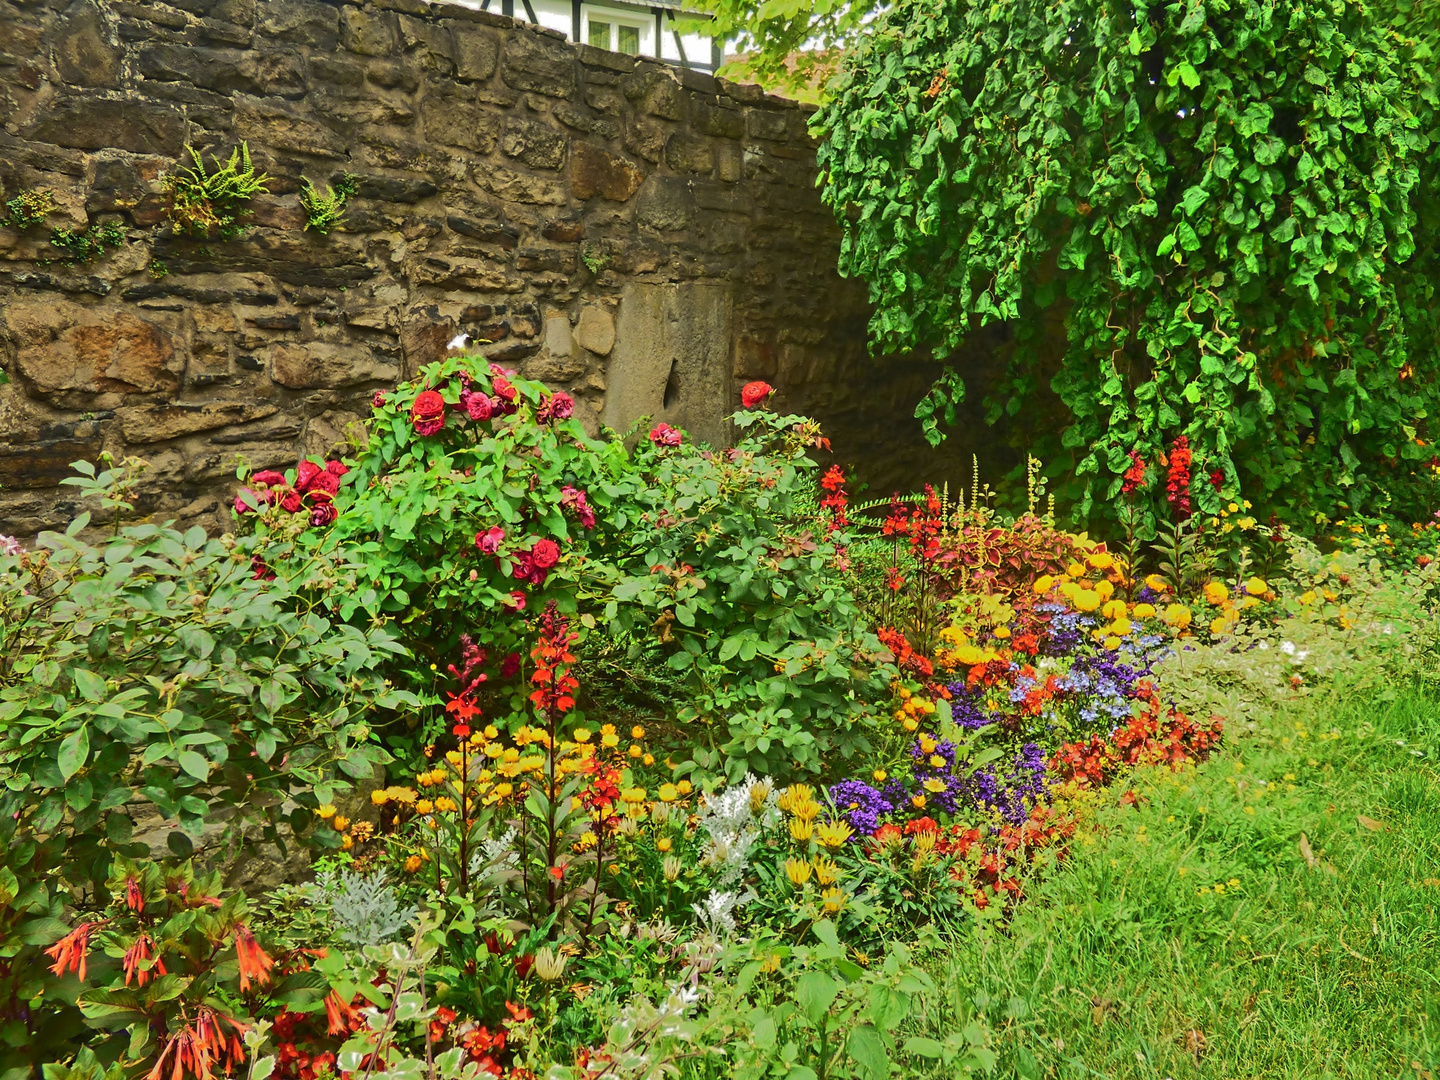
45,921 -> 101,982
122,932 -> 167,988
323,989 -> 365,1035
233,924 -> 274,993
146,1005 -> 247,1080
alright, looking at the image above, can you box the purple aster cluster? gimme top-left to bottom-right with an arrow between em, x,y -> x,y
826,779 -> 894,835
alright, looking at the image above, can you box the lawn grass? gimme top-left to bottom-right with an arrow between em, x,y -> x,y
912,682 -> 1440,1079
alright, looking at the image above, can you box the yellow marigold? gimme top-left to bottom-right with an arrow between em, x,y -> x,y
1101,599 -> 1127,620
1210,617 -> 1231,636
938,625 -> 966,644
415,799 -> 434,815
601,723 -> 617,735
993,625 -> 1011,639
628,744 -> 643,759
404,855 -> 423,873
658,783 -> 679,803
1162,604 -> 1192,630
1133,603 -> 1157,618
572,727 -> 592,743
911,794 -> 927,809
1058,581 -> 1079,600
1203,581 -> 1230,606
316,804 -> 337,819
1245,577 -> 1269,596
601,732 -> 620,748
785,858 -> 812,885
1067,562 -> 1087,577
1109,617 -> 1133,636
873,769 -> 887,783
1145,573 -> 1168,592
643,753 -> 655,766
1072,589 -> 1102,612
1103,635 -> 1122,650
1094,580 -> 1114,601
387,786 -> 417,804
814,821 -> 854,849
1087,551 -> 1114,570
677,780 -> 693,795
902,717 -> 920,732
371,789 -> 389,806
1033,574 -> 1055,595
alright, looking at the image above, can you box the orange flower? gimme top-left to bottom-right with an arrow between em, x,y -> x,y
232,925 -> 273,993
324,990 -> 365,1035
123,932 -> 167,988
45,921 -> 99,982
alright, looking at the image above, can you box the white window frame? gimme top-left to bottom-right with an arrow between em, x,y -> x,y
580,3 -> 653,57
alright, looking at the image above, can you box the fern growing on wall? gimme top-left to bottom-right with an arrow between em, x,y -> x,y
299,173 -> 358,235
164,142 -> 271,241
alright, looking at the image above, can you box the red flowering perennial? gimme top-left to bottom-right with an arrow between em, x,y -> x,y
411,389 -> 446,435
1121,450 -> 1146,496
530,602 -> 580,716
819,465 -> 849,534
1165,435 -> 1193,520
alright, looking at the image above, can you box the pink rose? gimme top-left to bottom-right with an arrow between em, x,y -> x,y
476,526 -> 505,555
295,460 -> 324,492
560,486 -> 596,529
505,590 -> 527,611
649,422 -> 682,447
461,389 -> 493,421
411,389 -> 446,436
531,538 -> 560,570
251,470 -> 286,488
538,392 -> 574,424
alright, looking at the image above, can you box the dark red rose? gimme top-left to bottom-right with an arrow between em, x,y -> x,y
461,389 -> 493,421
305,468 -> 340,496
741,381 -> 774,409
326,460 -> 349,478
250,554 -> 276,581
295,460 -> 324,492
492,376 -> 516,403
538,392 -> 574,424
371,390 -> 387,410
530,538 -> 560,569
512,552 -> 536,583
475,526 -> 505,554
411,389 -> 446,436
280,490 -> 303,514
308,494 -> 338,527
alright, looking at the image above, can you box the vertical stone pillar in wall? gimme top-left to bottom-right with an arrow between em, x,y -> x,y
601,282 -> 732,448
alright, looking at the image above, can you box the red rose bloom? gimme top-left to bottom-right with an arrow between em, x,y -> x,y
308,493 -> 337,527
492,376 -> 517,403
371,390 -> 387,410
538,392 -> 574,424
649,422 -> 682,447
505,590 -> 527,611
411,389 -> 446,436
251,470 -> 286,488
741,381 -> 773,409
531,538 -> 560,569
461,388 -> 493,421
326,459 -> 349,478
476,526 -> 505,554
280,489 -> 304,514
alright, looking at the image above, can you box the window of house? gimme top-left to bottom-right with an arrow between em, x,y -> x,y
587,19 -> 611,48
584,9 -> 645,55
617,23 -> 640,54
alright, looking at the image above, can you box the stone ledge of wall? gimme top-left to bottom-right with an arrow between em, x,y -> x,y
0,0 -> 874,537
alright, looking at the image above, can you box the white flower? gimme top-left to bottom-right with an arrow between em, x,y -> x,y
447,332 -> 470,350
1280,641 -> 1295,655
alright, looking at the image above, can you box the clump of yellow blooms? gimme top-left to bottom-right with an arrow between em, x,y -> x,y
890,684 -> 938,731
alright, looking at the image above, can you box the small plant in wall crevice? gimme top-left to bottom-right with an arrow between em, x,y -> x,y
299,172 -> 358,235
164,141 -> 271,241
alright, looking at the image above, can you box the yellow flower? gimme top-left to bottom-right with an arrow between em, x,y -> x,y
1245,577 -> 1269,596
1033,574 -> 1055,595
677,780 -> 693,795
657,837 -> 673,852
1162,604 -> 1192,630
821,886 -> 846,913
628,744 -> 643,759
1203,581 -> 1230,605
341,834 -> 354,850
601,723 -> 617,735
813,857 -> 841,886
371,789 -> 389,806
1072,589 -> 1101,612
1067,562 -> 1087,577
1094,580 -> 1114,602
795,800 -> 821,822
435,796 -> 458,813
1133,602 -> 1156,618
1101,599 -> 1127,620
1210,617 -> 1231,636
919,734 -> 937,753
785,858 -> 813,885
445,750 -> 463,766
601,732 -> 620,748
1145,573 -> 1168,592
872,769 -> 887,783
814,821 -> 854,849
1087,551 -> 1113,570
415,799 -> 434,815
922,778 -> 947,794
902,717 -> 919,732
1103,635 -> 1122,650
929,754 -> 946,768
572,727 -> 592,743
1109,617 -> 1133,636
483,724 -> 498,739
658,783 -> 679,802
332,815 -> 350,832
404,855 -> 423,873
910,794 -> 927,809
621,787 -> 647,804
387,787 -> 417,804
992,625 -> 1011,639
1299,591 -> 1316,605
631,726 -> 646,740
789,818 -> 814,841
779,784 -> 815,812
316,803 -> 337,819
643,753 -> 655,766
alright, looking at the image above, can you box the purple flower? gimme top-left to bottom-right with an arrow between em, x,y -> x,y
826,780 -> 893,835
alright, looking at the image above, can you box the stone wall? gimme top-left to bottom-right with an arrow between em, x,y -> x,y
0,0 -> 928,535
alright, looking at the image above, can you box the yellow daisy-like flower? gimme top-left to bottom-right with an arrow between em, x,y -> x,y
316,804 -> 337,819
929,754 -> 946,769
1109,617 -> 1133,636
821,886 -> 847,913
387,786 -> 417,804
371,789 -> 389,806
415,799 -> 434,815
572,727 -> 592,743
1245,577 -> 1269,596
434,796 -> 458,813
1132,603 -> 1156,619
621,787 -> 647,804
341,834 -> 354,850
677,780 -> 693,795
902,717 -> 920,732
658,783 -> 679,802
1144,573 -> 1168,592
332,815 -> 350,832
919,734 -> 937,753
1203,581 -> 1230,606
922,777 -> 947,794
643,753 -> 655,766
628,744 -> 643,759
813,857 -> 841,886
657,837 -> 673,852
910,794 -> 927,809
814,821 -> 854,849
785,858 -> 813,885
631,726 -> 646,740
483,724 -> 498,739
789,818 -> 814,842
601,732 -> 620,749
601,724 -> 617,736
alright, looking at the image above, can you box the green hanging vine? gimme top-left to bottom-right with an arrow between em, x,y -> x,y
816,0 -> 1440,526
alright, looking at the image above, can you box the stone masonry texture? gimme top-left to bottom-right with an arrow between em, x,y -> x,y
0,0 -> 1003,537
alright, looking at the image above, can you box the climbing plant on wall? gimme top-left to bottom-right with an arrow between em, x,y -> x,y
815,0 -> 1440,525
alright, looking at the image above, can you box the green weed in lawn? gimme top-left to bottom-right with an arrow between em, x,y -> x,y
912,684 -> 1440,1079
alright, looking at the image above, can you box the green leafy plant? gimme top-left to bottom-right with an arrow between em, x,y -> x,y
816,0 -> 1440,527
164,143 -> 271,241
148,258 -> 169,280
581,242 -> 610,275
48,221 -> 126,264
1,187 -> 57,230
299,173 -> 358,235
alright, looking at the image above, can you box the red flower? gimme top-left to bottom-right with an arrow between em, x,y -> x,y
46,922 -> 99,981
1121,450 -> 1146,496
561,486 -> 596,529
513,953 -> 535,979
371,390 -> 387,410
326,460 -> 348,478
234,924 -> 274,992
250,555 -> 276,581
649,422 -> 682,447
125,874 -> 144,913
506,590 -> 527,611
281,489 -> 304,514
1165,435 -> 1193,520
308,492 -> 337,528
323,990 -> 364,1036
531,538 -> 560,569
476,526 -> 505,555
411,390 -> 446,436
538,391 -> 574,423
1209,468 -> 1225,491
123,932 -> 166,988
741,381 -> 774,409
461,388 -> 494,421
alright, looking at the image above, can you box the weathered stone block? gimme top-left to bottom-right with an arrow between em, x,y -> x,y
502,118 -> 567,170
692,99 -> 744,140
664,133 -> 714,175
22,93 -> 186,155
745,109 -> 791,142
450,22 -> 499,80
479,164 -> 565,205
447,214 -> 519,249
256,0 -> 338,49
420,96 -> 501,153
3,300 -> 180,397
53,0 -> 123,88
541,214 -> 584,243
501,31 -> 574,99
569,142 -> 644,202
233,97 -> 349,158
269,342 -> 398,388
574,304 -> 614,356
635,174 -> 694,231
340,7 -> 398,55
115,402 -> 280,443
138,44 -> 306,98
